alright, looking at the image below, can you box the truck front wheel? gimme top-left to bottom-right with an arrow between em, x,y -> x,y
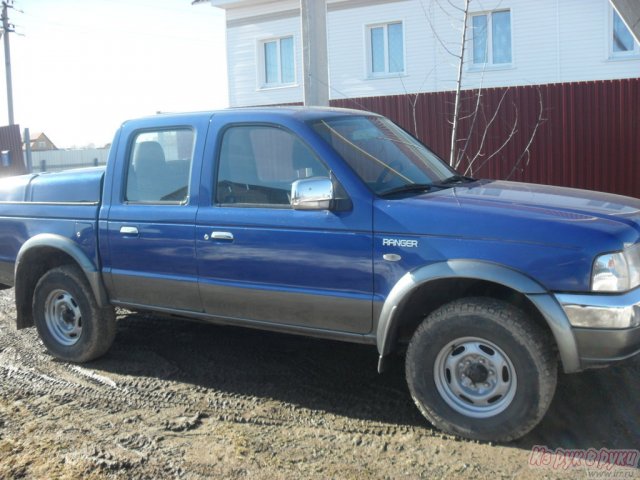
405,297 -> 557,441
33,265 -> 116,363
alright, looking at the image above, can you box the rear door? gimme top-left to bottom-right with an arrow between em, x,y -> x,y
102,117 -> 207,312
196,119 -> 373,334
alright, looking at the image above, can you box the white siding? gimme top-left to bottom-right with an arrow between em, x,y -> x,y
220,0 -> 640,106
226,0 -> 298,21
557,0 -> 640,81
226,1 -> 303,106
328,2 -> 435,99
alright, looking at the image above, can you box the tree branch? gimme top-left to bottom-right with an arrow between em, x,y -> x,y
459,86 -> 510,170
419,0 -> 462,58
466,102 -> 518,176
506,87 -> 545,180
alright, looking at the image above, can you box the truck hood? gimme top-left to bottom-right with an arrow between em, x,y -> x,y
375,180 -> 640,252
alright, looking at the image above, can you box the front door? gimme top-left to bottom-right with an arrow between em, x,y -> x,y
196,122 -> 373,334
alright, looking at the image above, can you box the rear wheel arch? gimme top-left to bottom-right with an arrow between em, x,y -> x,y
15,234 -> 109,329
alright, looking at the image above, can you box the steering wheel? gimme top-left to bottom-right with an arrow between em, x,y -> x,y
374,160 -> 404,189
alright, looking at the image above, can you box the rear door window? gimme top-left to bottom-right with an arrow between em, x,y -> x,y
125,129 -> 195,203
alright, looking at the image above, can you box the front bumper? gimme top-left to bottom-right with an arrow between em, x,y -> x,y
571,326 -> 640,368
556,289 -> 640,368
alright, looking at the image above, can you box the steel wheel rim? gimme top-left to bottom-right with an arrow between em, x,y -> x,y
44,289 -> 82,346
433,336 -> 517,418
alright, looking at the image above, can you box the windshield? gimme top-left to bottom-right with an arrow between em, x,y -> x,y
310,115 -> 455,195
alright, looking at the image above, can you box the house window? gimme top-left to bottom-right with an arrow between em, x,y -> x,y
471,10 -> 512,65
611,9 -> 638,57
261,36 -> 295,86
367,22 -> 404,76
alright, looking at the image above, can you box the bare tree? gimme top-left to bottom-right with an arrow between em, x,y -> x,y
449,0 -> 471,167
416,0 -> 545,177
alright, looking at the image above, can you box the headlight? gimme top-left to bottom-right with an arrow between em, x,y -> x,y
592,243 -> 640,292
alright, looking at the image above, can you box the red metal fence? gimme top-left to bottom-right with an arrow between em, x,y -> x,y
331,78 -> 640,198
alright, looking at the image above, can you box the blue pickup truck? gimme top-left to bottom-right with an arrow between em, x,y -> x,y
0,107 -> 639,441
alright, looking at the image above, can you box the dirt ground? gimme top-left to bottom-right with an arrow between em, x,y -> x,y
0,288 -> 638,479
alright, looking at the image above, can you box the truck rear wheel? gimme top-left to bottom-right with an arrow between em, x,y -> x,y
33,265 -> 116,363
405,297 -> 557,441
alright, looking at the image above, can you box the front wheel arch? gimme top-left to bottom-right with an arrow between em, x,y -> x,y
375,260 -> 580,373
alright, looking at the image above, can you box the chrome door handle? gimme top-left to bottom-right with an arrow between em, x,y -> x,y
120,226 -> 139,235
209,231 -> 234,241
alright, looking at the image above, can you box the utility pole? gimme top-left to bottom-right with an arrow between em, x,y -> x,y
1,1 -> 14,125
300,0 -> 329,106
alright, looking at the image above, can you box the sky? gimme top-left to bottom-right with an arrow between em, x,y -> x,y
1,0 -> 228,148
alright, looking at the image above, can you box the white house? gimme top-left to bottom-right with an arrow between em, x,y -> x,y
207,0 -> 640,107
201,0 -> 640,199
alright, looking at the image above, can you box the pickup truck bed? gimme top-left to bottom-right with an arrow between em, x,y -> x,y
0,168 -> 104,289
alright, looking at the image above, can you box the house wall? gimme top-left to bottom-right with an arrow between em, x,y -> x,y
222,0 -> 640,105
226,0 -> 303,106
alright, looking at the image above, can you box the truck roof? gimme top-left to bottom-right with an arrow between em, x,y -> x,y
121,106 -> 376,128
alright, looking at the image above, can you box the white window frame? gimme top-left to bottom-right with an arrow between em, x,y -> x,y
258,35 -> 296,89
608,6 -> 639,60
469,9 -> 513,68
365,21 -> 405,78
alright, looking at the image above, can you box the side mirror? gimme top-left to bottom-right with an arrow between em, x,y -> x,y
291,177 -> 334,210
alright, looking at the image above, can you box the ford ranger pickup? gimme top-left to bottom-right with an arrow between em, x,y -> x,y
0,107 -> 639,441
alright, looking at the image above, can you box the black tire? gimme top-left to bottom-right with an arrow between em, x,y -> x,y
33,265 -> 116,363
405,297 -> 557,442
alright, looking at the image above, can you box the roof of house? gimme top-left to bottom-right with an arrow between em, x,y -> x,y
24,132 -> 57,150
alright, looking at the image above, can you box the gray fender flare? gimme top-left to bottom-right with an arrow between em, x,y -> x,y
376,259 -> 581,373
15,234 -> 109,315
